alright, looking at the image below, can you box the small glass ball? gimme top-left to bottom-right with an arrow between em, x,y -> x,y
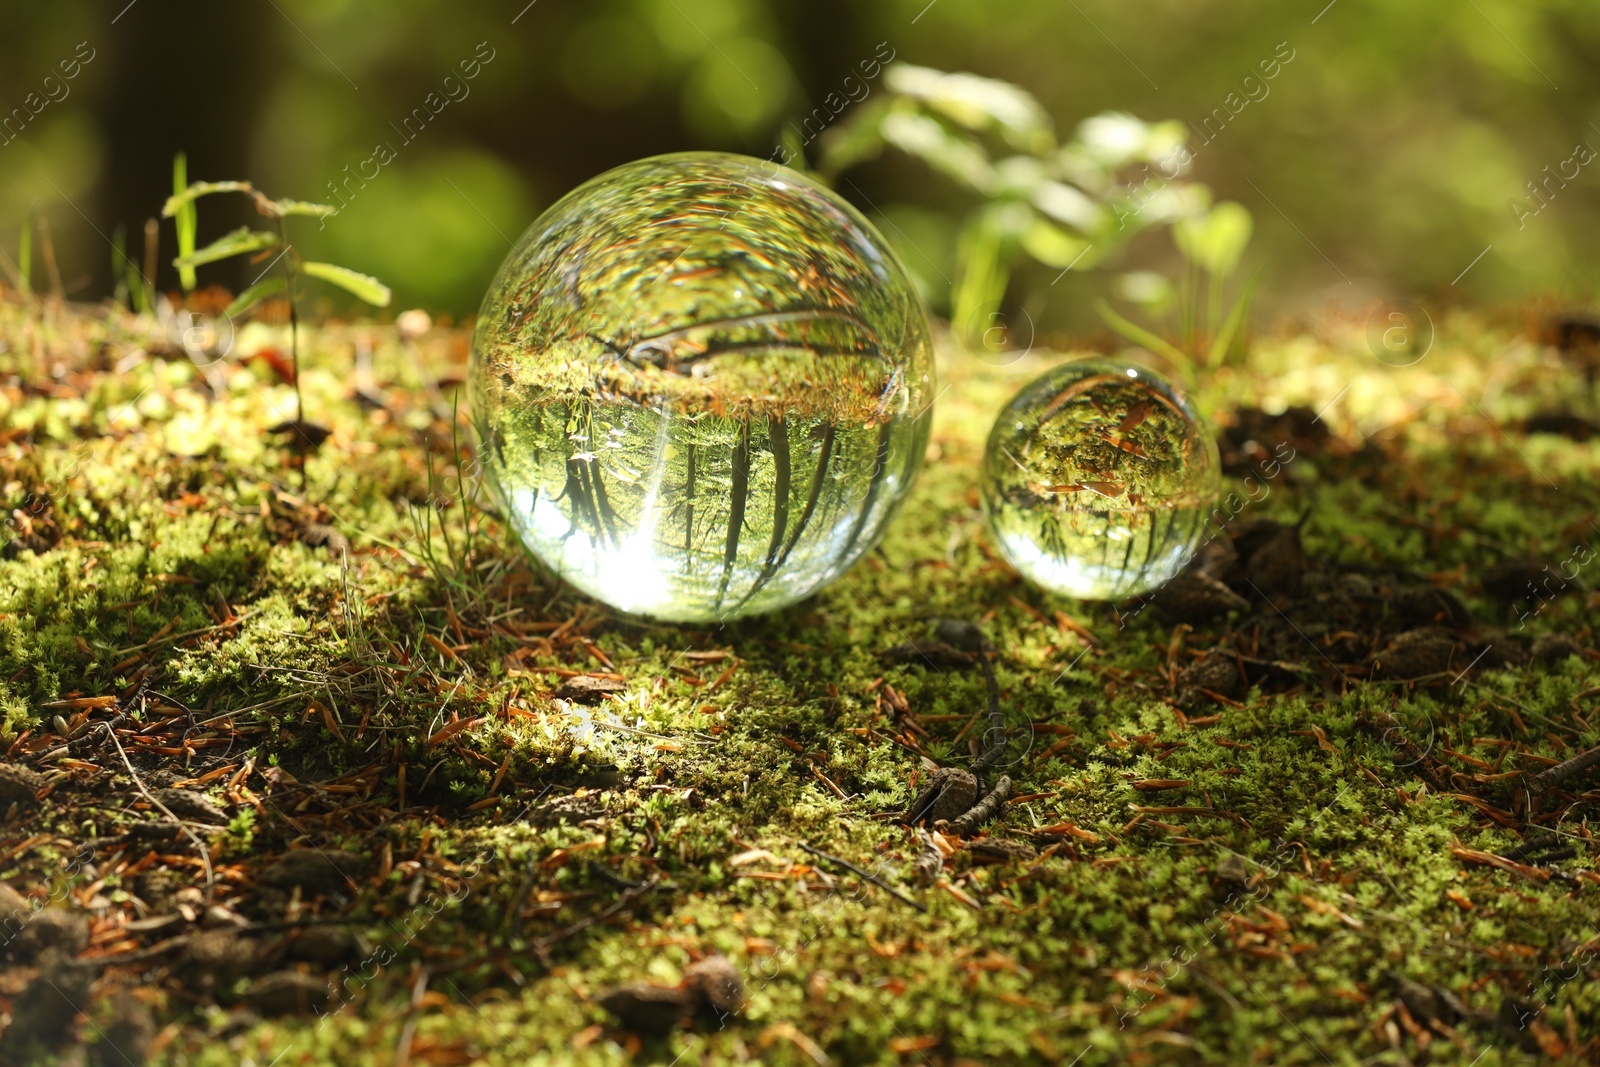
469,152 -> 934,622
981,358 -> 1220,600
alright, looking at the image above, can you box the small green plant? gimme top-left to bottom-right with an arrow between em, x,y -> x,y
161,169 -> 392,436
110,224 -> 128,310
1097,197 -> 1260,376
171,152 -> 198,294
109,222 -> 156,315
225,804 -> 257,851
406,392 -> 498,609
817,64 -> 1213,347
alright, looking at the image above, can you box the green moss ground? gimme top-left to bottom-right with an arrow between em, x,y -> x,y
1,296 -> 1598,1065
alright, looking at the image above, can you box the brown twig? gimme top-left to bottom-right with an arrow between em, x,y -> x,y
1528,743 -> 1600,792
797,842 -> 926,912
808,761 -> 850,802
113,610 -> 258,656
502,853 -> 539,938
100,715 -> 215,889
433,878 -> 662,980
532,878 -> 660,952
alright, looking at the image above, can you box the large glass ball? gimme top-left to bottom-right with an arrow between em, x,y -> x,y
470,152 -> 934,622
981,358 -> 1219,600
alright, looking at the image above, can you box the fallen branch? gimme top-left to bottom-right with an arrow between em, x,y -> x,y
798,842 -> 926,913
944,775 -> 1012,837
1528,743 -> 1600,793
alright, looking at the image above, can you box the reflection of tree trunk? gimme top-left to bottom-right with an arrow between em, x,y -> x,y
552,402 -> 589,542
1116,514 -> 1136,587
572,463 -> 614,550
841,420 -> 893,560
1038,505 -> 1067,564
559,401 -> 620,550
683,442 -> 696,559
1137,508 -> 1165,592
733,415 -> 796,612
563,458 -> 597,544
716,417 -> 752,610
1134,505 -> 1187,595
761,415 -> 791,572
589,461 -> 622,549
775,421 -> 834,571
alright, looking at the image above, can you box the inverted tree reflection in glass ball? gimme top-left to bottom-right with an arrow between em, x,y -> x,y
469,152 -> 934,622
981,359 -> 1220,600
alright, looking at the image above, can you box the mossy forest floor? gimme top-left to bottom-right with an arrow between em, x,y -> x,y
1,294 -> 1598,1066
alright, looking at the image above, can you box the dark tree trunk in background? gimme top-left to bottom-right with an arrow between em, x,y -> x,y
100,0 -> 272,294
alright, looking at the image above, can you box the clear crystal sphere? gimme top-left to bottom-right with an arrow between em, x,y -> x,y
469,152 -> 934,622
981,358 -> 1220,600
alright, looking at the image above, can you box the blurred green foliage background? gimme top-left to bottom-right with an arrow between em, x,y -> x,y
1,0 -> 1596,329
